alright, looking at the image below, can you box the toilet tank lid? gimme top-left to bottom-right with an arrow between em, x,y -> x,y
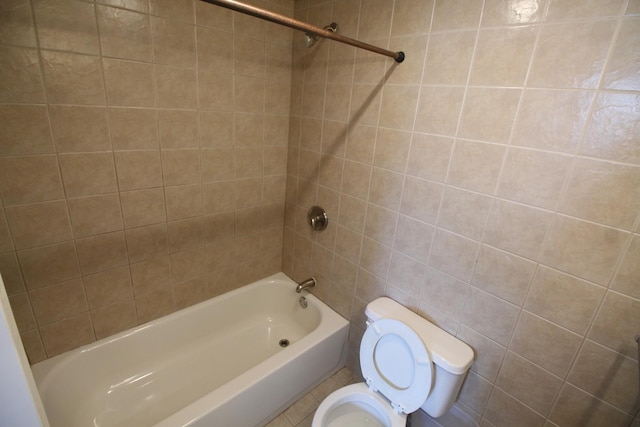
365,298 -> 474,375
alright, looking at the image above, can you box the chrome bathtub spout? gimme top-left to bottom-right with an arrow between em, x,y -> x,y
296,277 -> 316,293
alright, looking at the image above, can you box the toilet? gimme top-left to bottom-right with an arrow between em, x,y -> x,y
312,297 -> 474,427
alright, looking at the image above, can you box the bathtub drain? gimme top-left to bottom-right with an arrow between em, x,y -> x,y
279,339 -> 290,347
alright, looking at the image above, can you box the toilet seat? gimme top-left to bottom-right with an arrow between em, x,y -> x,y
360,318 -> 433,414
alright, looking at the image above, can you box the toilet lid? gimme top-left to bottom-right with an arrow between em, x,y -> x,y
360,318 -> 433,414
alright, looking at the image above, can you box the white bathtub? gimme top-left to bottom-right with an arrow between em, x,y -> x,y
31,273 -> 350,427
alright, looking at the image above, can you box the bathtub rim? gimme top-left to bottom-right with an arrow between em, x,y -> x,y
32,272 -> 329,379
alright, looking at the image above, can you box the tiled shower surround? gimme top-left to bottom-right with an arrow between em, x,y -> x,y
0,0 -> 639,426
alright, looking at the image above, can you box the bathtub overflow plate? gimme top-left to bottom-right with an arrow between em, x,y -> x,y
279,339 -> 290,347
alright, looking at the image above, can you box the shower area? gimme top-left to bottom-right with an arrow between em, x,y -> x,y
1,0 -> 639,426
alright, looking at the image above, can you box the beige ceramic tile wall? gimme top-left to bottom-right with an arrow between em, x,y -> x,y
0,0 -> 293,362
284,0 -> 640,426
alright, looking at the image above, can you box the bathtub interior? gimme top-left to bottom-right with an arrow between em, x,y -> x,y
32,273 -> 348,427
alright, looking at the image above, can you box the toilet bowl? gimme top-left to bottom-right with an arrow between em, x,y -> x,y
312,297 -> 474,427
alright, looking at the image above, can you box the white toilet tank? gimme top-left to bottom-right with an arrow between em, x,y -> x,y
365,298 -> 474,418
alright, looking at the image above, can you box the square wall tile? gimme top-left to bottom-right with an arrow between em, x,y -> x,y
59,153 -> 118,197
114,150 -> 163,191
438,187 -> 492,240
495,351 -> 563,416
33,0 -> 99,54
432,0 -> 483,30
84,266 -> 133,310
0,105 -> 54,155
76,231 -> 128,275
546,0 -> 626,20
198,70 -> 234,111
364,204 -> 398,247
470,26 -> 537,87
8,293 -> 36,332
484,199 -> 552,261
0,46 -> 44,103
0,211 -> 14,254
428,229 -> 480,282
135,286 -> 174,324
369,168 -> 404,211
29,278 -> 87,325
460,287 -> 519,346
611,234 -> 640,299
458,88 -> 521,144
603,16 -> 640,91
510,311 -> 582,377
67,194 -> 123,238
588,290 -> 640,359
125,223 -> 168,263
0,253 -> 26,295
50,106 -> 111,153
199,111 -> 234,148
150,0 -> 194,23
155,65 -> 197,109
422,266 -> 468,318
457,325 -> 506,382
374,128 -> 411,173
161,149 -> 201,186
120,188 -> 166,228
18,241 -> 81,289
165,184 -> 203,220
414,86 -> 465,136
525,266 -> 605,335
393,215 -> 434,263
130,255 -> 171,295
157,110 -> 198,149
511,89 -> 594,153
197,27 -> 233,74
549,383 -> 632,427
20,330 -> 46,364
151,17 -> 196,68
483,387 -> 544,427
91,300 -> 137,340
5,200 -> 72,249
0,155 -> 64,205
497,147 -> 571,210
472,245 -> 536,306
41,51 -> 105,105
391,0 -> 433,36
541,215 -> 628,285
528,20 -> 616,89
97,5 -> 152,62
447,140 -> 505,195
0,0 -> 37,48
39,313 -> 95,357
109,108 -> 158,150
400,177 -> 442,224
167,217 -> 203,253
406,134 -> 453,183
482,0 -> 548,26
559,158 -> 640,229
102,58 -> 155,107
568,340 -> 638,413
581,91 -> 640,165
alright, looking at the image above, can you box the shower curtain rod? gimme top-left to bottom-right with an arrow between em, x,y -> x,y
200,0 -> 405,63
